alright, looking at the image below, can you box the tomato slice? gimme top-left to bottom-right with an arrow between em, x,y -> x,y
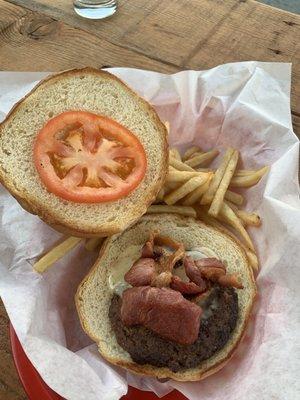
33,111 -> 147,203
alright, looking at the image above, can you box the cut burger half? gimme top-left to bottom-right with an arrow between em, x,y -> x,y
76,214 -> 256,381
0,68 -> 168,237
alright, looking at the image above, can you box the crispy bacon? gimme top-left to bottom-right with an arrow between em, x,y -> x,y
141,241 -> 154,258
121,286 -> 202,345
170,275 -> 204,295
184,257 -> 207,291
124,258 -> 156,287
218,274 -> 244,289
199,267 -> 225,281
194,258 -> 226,271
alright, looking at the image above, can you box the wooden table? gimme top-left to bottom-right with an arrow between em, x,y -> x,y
0,0 -> 299,398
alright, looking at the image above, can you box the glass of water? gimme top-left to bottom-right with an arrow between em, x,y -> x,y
73,0 -> 118,20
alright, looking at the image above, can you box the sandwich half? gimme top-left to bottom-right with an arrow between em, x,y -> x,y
0,68 -> 168,237
76,214 -> 256,381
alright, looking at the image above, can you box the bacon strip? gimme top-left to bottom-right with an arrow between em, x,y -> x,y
218,274 -> 244,289
194,258 -> 242,289
170,275 -> 204,294
124,258 -> 156,287
121,286 -> 202,345
184,257 -> 206,291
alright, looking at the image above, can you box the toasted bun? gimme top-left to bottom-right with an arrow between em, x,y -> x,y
76,214 -> 257,381
0,68 -> 168,237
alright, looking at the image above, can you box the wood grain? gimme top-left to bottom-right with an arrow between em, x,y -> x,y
4,0 -> 300,118
0,0 -> 299,399
0,301 -> 27,400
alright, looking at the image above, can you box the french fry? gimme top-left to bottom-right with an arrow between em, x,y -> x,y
224,190 -> 244,206
236,210 -> 261,227
245,250 -> 259,272
185,149 -> 219,167
155,187 -> 165,203
147,205 -> 197,218
218,202 -> 255,251
166,170 -> 199,183
164,181 -> 182,194
33,237 -> 82,273
196,168 -> 213,173
164,176 -> 209,205
169,156 -> 195,172
85,237 -> 104,252
182,177 -> 212,206
196,208 -> 258,272
183,146 -> 202,161
164,121 -> 170,134
230,166 -> 269,188
234,169 -> 257,176
169,148 -> 181,161
186,151 -> 203,160
201,148 -> 235,205
209,150 -> 239,217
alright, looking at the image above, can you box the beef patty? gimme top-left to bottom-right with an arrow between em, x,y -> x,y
109,286 -> 238,372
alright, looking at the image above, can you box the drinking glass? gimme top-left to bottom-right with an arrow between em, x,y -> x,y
73,0 -> 118,20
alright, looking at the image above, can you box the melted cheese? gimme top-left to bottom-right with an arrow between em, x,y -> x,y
108,245 -> 142,295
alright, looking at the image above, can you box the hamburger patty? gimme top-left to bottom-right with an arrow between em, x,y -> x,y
109,286 -> 238,372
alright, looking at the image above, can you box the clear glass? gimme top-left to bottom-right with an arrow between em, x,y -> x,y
73,0 -> 117,20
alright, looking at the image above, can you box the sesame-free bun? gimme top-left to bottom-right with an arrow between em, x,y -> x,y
0,68 -> 168,237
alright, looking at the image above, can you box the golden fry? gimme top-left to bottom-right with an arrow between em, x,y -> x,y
164,181 -> 182,194
164,176 -> 209,205
196,167 -> 213,172
234,169 -> 256,176
155,187 -> 165,203
185,149 -> 219,167
224,201 -> 261,227
85,237 -> 104,252
147,205 -> 197,218
182,178 -> 211,206
33,237 -> 82,273
183,146 -> 202,161
224,190 -> 244,206
169,148 -> 181,161
196,208 -> 258,272
169,156 -> 195,172
201,148 -> 234,205
236,210 -> 261,227
164,121 -> 170,134
230,166 -> 269,188
245,250 -> 259,273
219,202 -> 255,251
209,150 -> 239,217
166,170 -> 199,183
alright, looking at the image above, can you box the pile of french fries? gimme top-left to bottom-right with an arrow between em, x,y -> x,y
33,131 -> 268,275
147,145 -> 269,273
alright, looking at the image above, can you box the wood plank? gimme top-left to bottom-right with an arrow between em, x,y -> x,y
186,0 -> 300,116
5,0 -> 300,122
0,301 -> 27,400
0,1 -> 177,73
